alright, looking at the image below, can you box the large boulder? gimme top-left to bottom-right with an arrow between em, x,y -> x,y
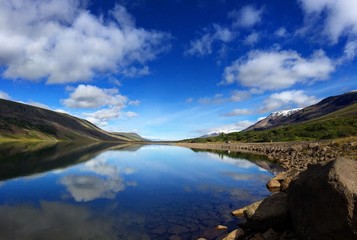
288,158 -> 357,240
244,192 -> 291,232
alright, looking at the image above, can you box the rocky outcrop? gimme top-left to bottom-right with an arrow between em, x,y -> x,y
288,157 -> 357,240
243,192 -> 291,232
227,158 -> 357,240
177,140 -> 357,172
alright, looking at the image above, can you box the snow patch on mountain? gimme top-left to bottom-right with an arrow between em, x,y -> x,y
267,108 -> 302,119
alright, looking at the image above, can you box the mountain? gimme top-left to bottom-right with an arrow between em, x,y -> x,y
183,91 -> 357,143
245,91 -> 357,131
0,98 -> 145,142
245,108 -> 302,131
111,132 -> 149,142
199,132 -> 220,138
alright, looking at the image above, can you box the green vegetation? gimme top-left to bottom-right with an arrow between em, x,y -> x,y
182,103 -> 357,143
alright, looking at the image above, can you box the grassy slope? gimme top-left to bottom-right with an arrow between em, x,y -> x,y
182,103 -> 357,143
0,99 -> 141,142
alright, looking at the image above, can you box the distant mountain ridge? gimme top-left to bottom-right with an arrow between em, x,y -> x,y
245,91 -> 357,131
245,108 -> 302,131
0,98 -> 146,141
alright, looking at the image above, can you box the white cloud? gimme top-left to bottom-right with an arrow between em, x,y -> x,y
121,66 -> 150,78
229,5 -> 263,28
229,90 -> 251,102
186,97 -> 194,103
0,90 -> 10,100
244,32 -> 260,46
221,49 -> 335,91
222,109 -> 252,117
261,90 -> 318,113
126,111 -> 139,118
198,94 -> 225,104
275,27 -> 288,38
62,85 -> 127,108
205,120 -> 254,134
186,24 -> 235,56
84,107 -> 122,127
342,40 -> 357,61
128,100 -> 141,106
299,0 -> 357,43
0,0 -> 170,83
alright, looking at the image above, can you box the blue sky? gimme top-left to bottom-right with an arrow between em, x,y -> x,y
0,0 -> 357,140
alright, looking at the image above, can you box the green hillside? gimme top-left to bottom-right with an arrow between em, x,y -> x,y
0,99 -> 146,142
182,103 -> 357,143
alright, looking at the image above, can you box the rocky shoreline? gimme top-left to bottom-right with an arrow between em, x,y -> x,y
176,139 -> 357,240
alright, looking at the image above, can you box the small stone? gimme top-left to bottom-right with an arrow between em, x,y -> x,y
266,178 -> 281,191
231,207 -> 246,217
222,229 -> 244,240
244,201 -> 263,219
214,225 -> 228,230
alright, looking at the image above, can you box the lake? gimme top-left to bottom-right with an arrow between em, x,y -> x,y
0,142 -> 280,240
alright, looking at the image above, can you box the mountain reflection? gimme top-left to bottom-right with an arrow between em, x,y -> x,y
190,148 -> 283,174
0,141 -> 144,181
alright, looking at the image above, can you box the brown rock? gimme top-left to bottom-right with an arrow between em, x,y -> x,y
244,200 -> 263,219
288,158 -> 357,240
214,225 -> 228,230
231,207 -> 246,217
244,192 -> 291,232
222,229 -> 244,240
267,178 -> 281,191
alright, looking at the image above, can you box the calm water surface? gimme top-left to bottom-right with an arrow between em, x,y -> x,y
0,142 -> 280,240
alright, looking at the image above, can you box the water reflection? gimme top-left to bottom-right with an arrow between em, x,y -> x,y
0,143 -> 279,240
0,141 -> 143,181
0,201 -> 118,240
60,155 -> 136,202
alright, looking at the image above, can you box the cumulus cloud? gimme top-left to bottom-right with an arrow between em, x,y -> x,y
229,5 -> 263,28
0,90 -> 10,100
205,120 -> 254,134
185,24 -> 235,56
221,49 -> 335,91
62,85 -> 127,108
244,32 -> 260,46
229,90 -> 251,102
261,90 -> 318,113
128,100 -> 141,106
83,107 -> 122,127
298,0 -> 357,43
197,90 -> 250,105
0,0 -> 170,83
126,111 -> 139,118
222,108 -> 252,117
275,27 -> 288,38
342,40 -> 357,61
198,94 -> 226,104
